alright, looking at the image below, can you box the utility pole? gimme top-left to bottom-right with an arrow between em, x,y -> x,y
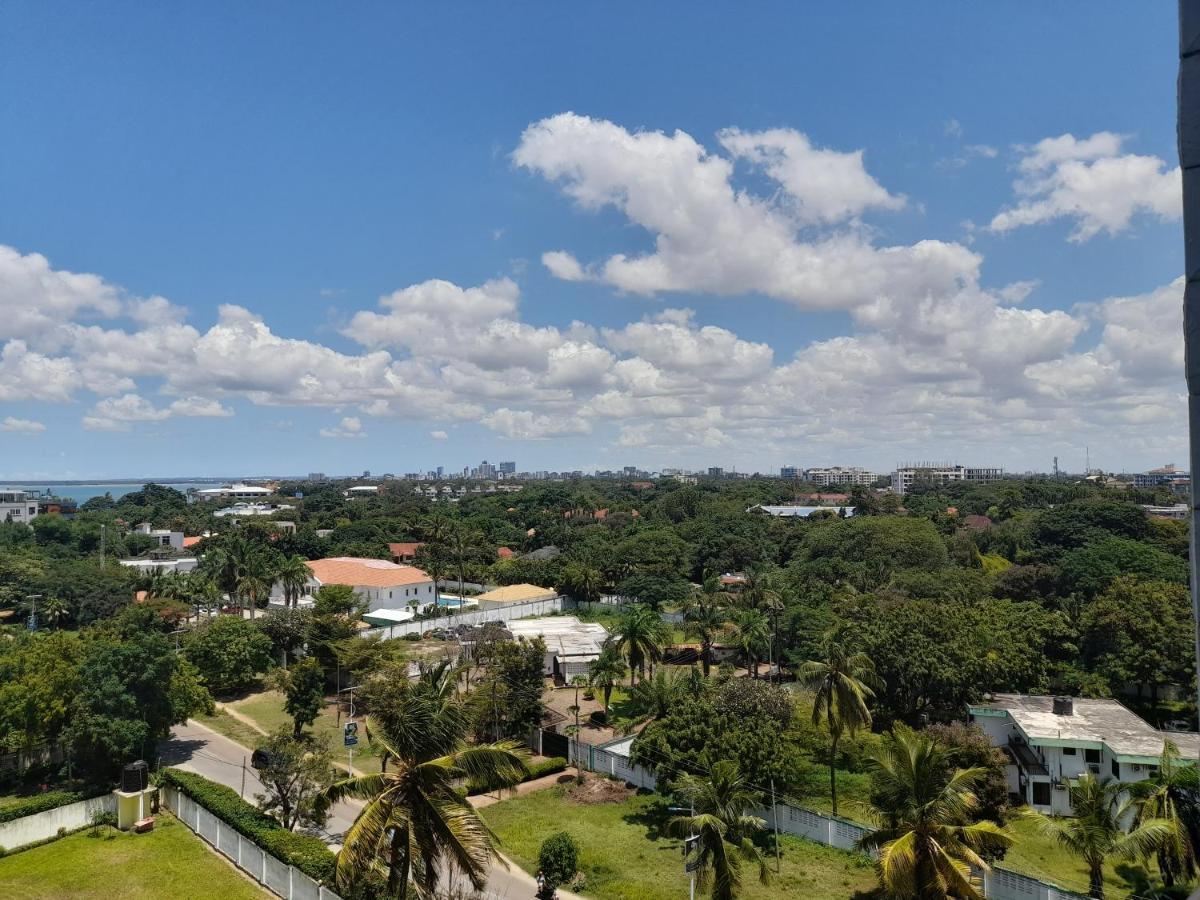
99,524 -> 105,567
770,778 -> 781,874
240,756 -> 246,799
1178,0 -> 1200,759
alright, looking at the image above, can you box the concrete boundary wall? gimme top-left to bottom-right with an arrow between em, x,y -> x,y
564,737 -> 1087,900
160,785 -> 342,900
0,794 -> 116,851
361,595 -> 565,640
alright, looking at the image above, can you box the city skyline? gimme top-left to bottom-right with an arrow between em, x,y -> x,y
0,4 -> 1186,478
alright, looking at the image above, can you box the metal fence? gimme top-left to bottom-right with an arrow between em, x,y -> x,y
360,595 -> 565,640
160,785 -> 342,900
564,737 -> 1087,900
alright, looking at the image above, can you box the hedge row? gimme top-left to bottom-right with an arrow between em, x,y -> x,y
158,768 -> 336,885
465,756 -> 567,795
0,788 -> 106,824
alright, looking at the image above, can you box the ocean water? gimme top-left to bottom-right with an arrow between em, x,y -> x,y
10,482 -> 215,504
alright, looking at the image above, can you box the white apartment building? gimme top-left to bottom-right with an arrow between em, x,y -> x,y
891,464 -> 1004,495
968,694 -> 1198,817
195,483 -> 274,500
119,557 -> 199,575
0,489 -> 39,525
803,466 -> 879,487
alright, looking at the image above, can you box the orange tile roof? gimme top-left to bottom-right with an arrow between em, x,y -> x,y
388,541 -> 425,557
307,557 -> 431,588
496,546 -> 515,558
182,536 -> 203,548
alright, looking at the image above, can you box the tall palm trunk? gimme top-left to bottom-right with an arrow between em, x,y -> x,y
829,727 -> 840,816
1088,858 -> 1104,900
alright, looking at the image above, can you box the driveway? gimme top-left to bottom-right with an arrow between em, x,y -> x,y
160,719 -> 580,899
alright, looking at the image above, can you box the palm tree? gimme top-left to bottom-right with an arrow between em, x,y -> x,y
325,730 -> 529,897
683,588 -> 728,677
276,554 -> 311,609
670,760 -> 770,900
326,673 -> 530,897
1129,740 -> 1200,888
560,561 -> 603,606
728,609 -> 770,679
446,522 -> 484,598
587,645 -> 627,718
859,726 -> 1012,900
799,630 -> 881,816
41,596 -> 69,629
608,603 -> 668,686
629,667 -> 688,724
1025,774 -> 1173,899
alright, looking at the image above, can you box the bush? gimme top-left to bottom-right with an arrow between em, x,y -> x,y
538,831 -> 579,887
402,632 -> 421,641
158,768 -> 335,884
0,790 -> 92,824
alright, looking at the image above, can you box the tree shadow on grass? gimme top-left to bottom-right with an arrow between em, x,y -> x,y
621,795 -> 680,844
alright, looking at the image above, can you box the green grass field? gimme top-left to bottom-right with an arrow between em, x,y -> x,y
1001,815 -> 1157,897
0,814 -> 270,899
228,690 -> 384,773
480,784 -> 878,900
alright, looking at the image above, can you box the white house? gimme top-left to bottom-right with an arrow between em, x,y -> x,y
506,616 -> 609,680
748,504 -> 856,518
119,557 -> 199,575
968,693 -> 1199,816
212,502 -> 295,518
0,489 -> 39,525
195,483 -> 274,500
270,556 -> 435,613
133,522 -> 184,551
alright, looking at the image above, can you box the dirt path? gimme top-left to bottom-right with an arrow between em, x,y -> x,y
469,771 -> 576,808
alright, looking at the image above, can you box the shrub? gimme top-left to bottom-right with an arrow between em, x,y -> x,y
402,632 -> 421,641
538,831 -> 578,887
0,791 -> 89,824
158,768 -> 335,884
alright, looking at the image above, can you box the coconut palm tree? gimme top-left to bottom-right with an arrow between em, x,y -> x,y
728,609 -> 770,679
325,730 -> 529,897
559,561 -> 603,606
1025,774 -> 1173,899
608,603 -> 668,686
587,645 -> 627,718
800,629 -> 881,816
276,554 -> 311,609
1129,740 -> 1200,888
683,587 -> 728,677
670,760 -> 770,900
859,725 -> 1011,900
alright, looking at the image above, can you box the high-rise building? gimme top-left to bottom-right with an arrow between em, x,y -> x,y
499,461 -> 516,475
707,467 -> 725,477
780,466 -> 800,479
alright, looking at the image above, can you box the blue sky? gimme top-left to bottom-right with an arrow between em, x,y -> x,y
0,3 -> 1187,478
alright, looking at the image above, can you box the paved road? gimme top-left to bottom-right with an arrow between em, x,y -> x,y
160,719 -> 575,900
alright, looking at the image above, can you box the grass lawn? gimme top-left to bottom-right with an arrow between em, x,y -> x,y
228,690 -> 384,773
1001,814 -> 1159,898
0,813 -> 270,899
480,783 -> 878,900
195,709 -> 268,749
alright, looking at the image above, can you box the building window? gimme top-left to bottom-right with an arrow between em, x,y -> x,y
1062,747 -> 1076,756
1085,748 -> 1100,764
1031,782 -> 1052,806
1111,759 -> 1120,779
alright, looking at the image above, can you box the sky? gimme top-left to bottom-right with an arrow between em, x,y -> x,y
0,3 -> 1188,478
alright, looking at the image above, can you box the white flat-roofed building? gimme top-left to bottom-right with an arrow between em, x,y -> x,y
212,502 -> 295,518
505,616 -> 609,680
344,485 -> 380,498
748,504 -> 856,518
119,557 -> 199,575
968,693 -> 1198,817
196,483 -> 274,500
803,466 -> 879,487
0,489 -> 39,525
134,522 -> 184,550
891,464 -> 1004,496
